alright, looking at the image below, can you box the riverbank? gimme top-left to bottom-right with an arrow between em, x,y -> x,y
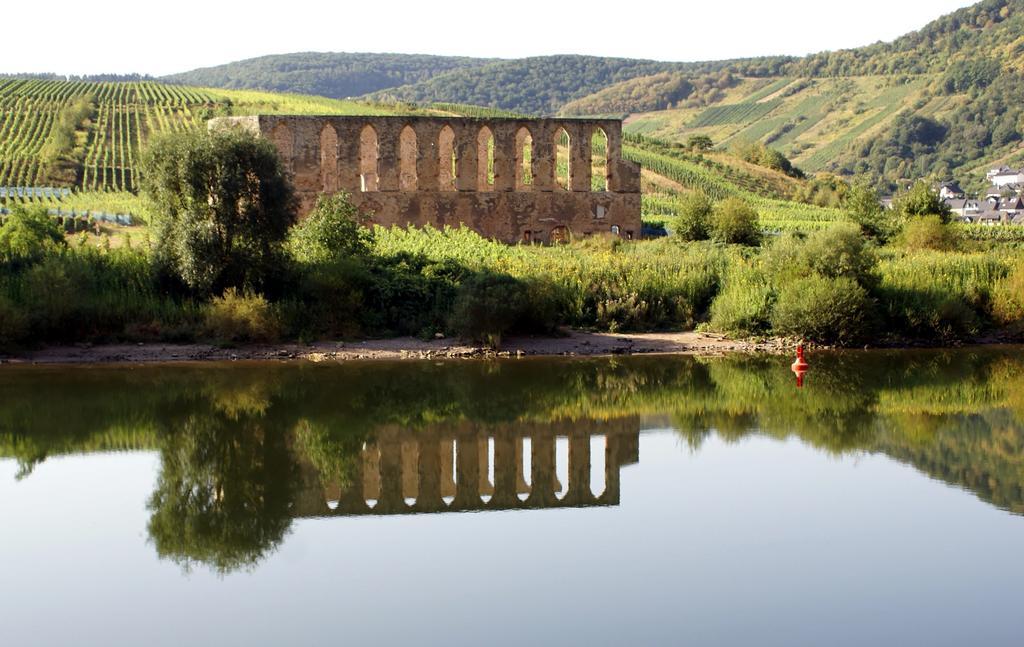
0,330 -> 801,365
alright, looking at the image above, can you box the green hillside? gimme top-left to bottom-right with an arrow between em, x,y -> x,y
163,52 -> 487,99
0,78 -> 405,192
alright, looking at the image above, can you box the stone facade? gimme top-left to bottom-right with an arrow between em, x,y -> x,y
210,115 -> 642,243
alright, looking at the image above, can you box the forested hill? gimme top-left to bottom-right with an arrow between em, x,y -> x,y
162,53 -> 488,99
364,56 -> 746,116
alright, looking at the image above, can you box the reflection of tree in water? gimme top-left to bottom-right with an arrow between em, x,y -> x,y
146,404 -> 299,574
3,349 -> 1024,571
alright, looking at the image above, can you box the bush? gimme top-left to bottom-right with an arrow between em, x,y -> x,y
892,180 -> 952,224
710,198 -> 760,246
992,262 -> 1024,326
709,263 -> 773,335
448,273 -> 530,348
799,223 -> 878,287
771,275 -> 877,345
288,192 -> 373,264
0,294 -> 28,348
203,289 -> 281,343
673,192 -> 712,241
900,215 -> 957,251
0,205 -> 65,268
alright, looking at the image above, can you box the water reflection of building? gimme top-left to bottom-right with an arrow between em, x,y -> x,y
294,419 -> 640,516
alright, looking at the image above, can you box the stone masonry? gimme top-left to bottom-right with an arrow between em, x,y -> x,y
210,115 -> 642,243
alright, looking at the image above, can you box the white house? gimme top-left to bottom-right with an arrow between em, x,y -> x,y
986,166 -> 1024,187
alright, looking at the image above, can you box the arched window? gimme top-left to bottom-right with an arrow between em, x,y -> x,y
554,126 -> 571,190
438,125 -> 457,191
477,126 -> 495,191
269,123 -> 293,173
591,127 -> 608,192
515,127 -> 533,190
550,225 -> 571,244
359,124 -> 378,192
399,125 -> 418,191
319,124 -> 338,192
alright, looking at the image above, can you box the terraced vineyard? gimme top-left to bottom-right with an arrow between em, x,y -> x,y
0,78 -> 402,193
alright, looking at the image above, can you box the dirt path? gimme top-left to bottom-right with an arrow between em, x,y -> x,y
0,331 -> 796,365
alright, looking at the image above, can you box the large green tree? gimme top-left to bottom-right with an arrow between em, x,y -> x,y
140,127 -> 297,295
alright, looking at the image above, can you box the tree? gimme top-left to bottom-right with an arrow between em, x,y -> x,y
686,134 -> 714,152
673,192 -> 712,241
892,180 -> 952,224
845,180 -> 895,241
287,192 -> 373,264
140,127 -> 297,295
0,205 -> 65,268
710,197 -> 761,246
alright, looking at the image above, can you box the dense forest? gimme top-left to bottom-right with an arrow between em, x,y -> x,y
163,52 -> 487,99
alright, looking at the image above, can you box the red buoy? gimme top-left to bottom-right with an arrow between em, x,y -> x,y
791,344 -> 809,388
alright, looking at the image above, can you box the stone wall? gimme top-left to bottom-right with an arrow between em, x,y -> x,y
210,115 -> 642,243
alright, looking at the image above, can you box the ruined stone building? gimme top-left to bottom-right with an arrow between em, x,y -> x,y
211,115 -> 642,243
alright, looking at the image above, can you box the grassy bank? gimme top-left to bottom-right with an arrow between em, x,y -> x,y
1,208 -> 1022,350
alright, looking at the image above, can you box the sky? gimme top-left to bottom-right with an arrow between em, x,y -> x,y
5,0 -> 974,77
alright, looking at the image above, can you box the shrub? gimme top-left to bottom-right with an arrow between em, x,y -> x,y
845,181 -> 896,242
0,294 -> 28,348
892,180 -> 952,224
799,223 -> 878,287
771,275 -> 877,345
709,263 -> 773,335
710,198 -> 761,246
0,205 -> 65,268
992,262 -> 1024,326
203,289 -> 281,343
288,192 -> 373,264
673,192 -> 712,241
448,273 -> 530,348
900,215 -> 957,251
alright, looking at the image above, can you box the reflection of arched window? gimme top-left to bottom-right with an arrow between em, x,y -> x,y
515,127 -> 533,189
269,123 -> 293,172
399,125 -> 418,191
550,225 -> 570,244
554,126 -> 570,190
591,127 -> 608,192
359,125 -> 378,192
438,125 -> 456,191
319,124 -> 338,192
477,126 -> 495,191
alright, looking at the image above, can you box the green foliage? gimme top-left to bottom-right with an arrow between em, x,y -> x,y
991,261 -> 1024,326
448,273 -> 532,348
900,215 -> 958,251
892,180 -> 952,224
770,275 -> 877,344
0,205 -> 66,267
845,181 -> 895,241
941,58 -> 1002,93
708,261 -> 773,335
288,192 -> 373,264
164,52 -> 484,100
203,288 -> 281,343
730,141 -> 805,179
687,135 -> 714,151
672,192 -> 712,241
366,56 -> 703,115
792,174 -> 849,208
140,128 -> 296,295
710,198 -> 761,245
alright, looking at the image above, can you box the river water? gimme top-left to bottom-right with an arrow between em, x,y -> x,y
2,349 -> 1023,646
